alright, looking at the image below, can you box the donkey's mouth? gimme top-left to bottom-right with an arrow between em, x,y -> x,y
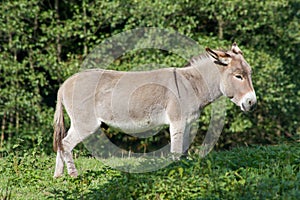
241,103 -> 247,112
231,98 -> 253,112
241,102 -> 257,112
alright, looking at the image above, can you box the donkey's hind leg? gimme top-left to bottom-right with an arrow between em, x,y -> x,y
53,129 -> 79,178
59,126 -> 83,177
61,124 -> 99,177
54,149 -> 65,178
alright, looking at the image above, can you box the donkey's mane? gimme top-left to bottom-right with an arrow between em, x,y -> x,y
185,48 -> 229,68
184,52 -> 211,68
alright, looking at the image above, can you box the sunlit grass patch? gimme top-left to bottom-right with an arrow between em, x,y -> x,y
0,143 -> 299,199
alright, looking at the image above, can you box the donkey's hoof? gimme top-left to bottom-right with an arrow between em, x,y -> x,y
69,171 -> 78,178
53,174 -> 63,178
170,153 -> 182,161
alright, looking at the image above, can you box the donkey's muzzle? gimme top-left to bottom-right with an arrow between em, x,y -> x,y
240,92 -> 257,112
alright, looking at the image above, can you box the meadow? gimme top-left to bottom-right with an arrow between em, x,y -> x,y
1,143 -> 299,200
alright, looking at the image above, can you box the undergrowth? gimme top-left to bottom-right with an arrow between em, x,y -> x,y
0,143 -> 299,199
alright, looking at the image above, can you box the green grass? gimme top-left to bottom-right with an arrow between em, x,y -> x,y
1,144 -> 300,200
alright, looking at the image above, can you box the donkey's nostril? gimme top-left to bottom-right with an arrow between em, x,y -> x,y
245,98 -> 252,106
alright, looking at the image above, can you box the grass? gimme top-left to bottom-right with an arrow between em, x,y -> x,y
0,143 -> 300,199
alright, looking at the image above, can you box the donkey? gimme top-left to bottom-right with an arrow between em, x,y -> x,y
53,43 -> 256,177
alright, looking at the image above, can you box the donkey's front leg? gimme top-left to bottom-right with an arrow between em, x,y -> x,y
169,122 -> 186,159
182,123 -> 191,156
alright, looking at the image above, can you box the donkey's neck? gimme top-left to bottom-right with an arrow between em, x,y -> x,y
179,55 -> 223,108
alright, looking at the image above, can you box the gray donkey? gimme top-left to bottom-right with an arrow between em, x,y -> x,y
53,43 -> 256,177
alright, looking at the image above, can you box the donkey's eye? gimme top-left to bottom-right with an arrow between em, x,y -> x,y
235,75 -> 243,80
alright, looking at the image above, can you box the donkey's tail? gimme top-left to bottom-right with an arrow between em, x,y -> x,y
53,88 -> 66,152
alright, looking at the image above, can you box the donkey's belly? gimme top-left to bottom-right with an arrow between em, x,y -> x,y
110,121 -> 165,134
99,111 -> 168,134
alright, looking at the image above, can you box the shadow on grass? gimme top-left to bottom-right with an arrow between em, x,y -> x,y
48,159 -> 187,199
49,169 -> 160,199
48,144 -> 300,199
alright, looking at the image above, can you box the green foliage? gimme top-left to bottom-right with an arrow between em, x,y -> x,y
0,144 -> 299,199
0,0 -> 299,152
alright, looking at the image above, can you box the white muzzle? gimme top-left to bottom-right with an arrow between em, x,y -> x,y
239,91 -> 257,112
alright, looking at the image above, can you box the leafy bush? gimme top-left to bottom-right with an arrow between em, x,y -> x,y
0,0 -> 298,153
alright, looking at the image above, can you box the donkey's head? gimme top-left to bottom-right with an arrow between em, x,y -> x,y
206,43 -> 257,112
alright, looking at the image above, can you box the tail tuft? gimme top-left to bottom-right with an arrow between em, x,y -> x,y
53,89 -> 66,152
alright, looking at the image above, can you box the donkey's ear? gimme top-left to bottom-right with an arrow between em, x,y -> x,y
206,48 -> 232,66
231,42 -> 243,55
